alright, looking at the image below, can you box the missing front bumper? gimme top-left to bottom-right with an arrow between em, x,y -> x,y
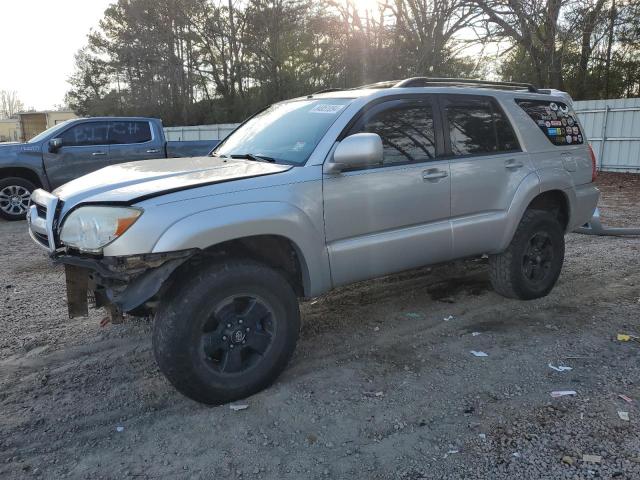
57,249 -> 198,319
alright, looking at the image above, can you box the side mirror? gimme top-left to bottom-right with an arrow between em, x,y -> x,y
324,133 -> 383,173
49,138 -> 62,153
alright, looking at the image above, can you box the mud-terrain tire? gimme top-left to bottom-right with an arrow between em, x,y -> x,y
153,259 -> 300,404
489,209 -> 565,300
0,177 -> 36,221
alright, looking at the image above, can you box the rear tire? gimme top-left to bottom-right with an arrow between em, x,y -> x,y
489,209 -> 565,300
152,259 -> 300,404
0,177 -> 36,221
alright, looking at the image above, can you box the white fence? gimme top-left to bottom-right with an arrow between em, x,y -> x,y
165,98 -> 640,173
574,98 -> 640,172
164,123 -> 239,141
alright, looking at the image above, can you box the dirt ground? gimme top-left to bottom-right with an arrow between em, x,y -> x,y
1,172 -> 639,480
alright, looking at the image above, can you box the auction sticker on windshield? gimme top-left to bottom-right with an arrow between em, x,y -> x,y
309,104 -> 346,114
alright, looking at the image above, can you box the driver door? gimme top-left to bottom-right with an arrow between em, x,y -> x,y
43,121 -> 110,189
323,97 -> 453,287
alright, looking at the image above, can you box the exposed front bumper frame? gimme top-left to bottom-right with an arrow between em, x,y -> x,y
54,249 -> 198,319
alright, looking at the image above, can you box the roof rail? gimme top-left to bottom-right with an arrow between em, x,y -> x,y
310,88 -> 344,96
393,77 -> 539,93
356,80 -> 402,90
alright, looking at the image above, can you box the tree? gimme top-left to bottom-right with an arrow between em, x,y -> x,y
66,0 -> 640,125
471,0 -> 567,88
0,90 -> 24,118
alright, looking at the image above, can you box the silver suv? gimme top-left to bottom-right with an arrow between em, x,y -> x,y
28,78 -> 600,404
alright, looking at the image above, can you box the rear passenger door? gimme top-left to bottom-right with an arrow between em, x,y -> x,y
441,94 -> 532,257
108,120 -> 161,164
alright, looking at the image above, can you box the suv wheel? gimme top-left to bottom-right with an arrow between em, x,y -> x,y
0,177 -> 36,221
489,209 -> 565,300
152,259 -> 300,404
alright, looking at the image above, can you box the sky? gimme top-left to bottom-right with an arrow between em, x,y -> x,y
0,0 -> 113,111
0,0 -> 495,112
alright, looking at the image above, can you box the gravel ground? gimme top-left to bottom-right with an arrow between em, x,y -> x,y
1,173 -> 639,480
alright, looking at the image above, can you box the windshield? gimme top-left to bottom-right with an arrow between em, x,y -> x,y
27,120 -> 75,144
214,98 -> 353,165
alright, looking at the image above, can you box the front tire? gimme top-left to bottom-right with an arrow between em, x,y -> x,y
0,177 -> 36,221
489,209 -> 565,300
152,259 -> 300,404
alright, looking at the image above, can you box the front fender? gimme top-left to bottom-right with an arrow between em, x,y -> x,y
151,201 -> 331,297
0,146 -> 49,190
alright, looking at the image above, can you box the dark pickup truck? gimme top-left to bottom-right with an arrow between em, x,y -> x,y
0,117 -> 219,220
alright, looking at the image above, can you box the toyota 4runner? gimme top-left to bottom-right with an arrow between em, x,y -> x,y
27,78 -> 600,404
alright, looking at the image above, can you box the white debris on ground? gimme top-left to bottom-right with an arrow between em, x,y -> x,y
1,173 -> 640,479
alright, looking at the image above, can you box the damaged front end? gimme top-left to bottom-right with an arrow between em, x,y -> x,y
56,249 -> 198,321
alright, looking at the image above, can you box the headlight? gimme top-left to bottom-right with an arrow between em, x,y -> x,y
59,206 -> 142,252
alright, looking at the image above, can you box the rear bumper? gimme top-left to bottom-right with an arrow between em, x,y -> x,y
567,183 -> 600,232
54,249 -> 197,318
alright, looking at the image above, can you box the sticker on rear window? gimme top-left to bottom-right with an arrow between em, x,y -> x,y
309,104 -> 346,114
516,99 -> 583,146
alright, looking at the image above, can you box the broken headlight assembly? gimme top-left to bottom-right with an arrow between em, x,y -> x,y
59,206 -> 142,253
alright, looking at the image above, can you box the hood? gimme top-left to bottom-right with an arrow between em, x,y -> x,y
54,156 -> 292,205
0,142 -> 29,154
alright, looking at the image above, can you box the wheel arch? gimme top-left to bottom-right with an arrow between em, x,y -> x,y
151,202 -> 331,298
0,167 -> 45,189
497,171 -> 573,252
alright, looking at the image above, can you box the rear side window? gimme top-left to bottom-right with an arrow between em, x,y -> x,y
445,97 -> 519,156
360,104 -> 436,165
60,122 -> 109,147
516,99 -> 584,146
110,121 -> 152,144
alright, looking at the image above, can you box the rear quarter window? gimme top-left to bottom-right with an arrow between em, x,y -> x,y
516,99 -> 583,146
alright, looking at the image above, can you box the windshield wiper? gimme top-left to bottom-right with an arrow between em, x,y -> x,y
230,153 -> 276,163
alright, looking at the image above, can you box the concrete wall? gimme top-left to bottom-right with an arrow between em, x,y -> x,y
0,119 -> 20,142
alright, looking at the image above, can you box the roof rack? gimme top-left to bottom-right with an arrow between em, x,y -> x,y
310,88 -> 344,96
356,80 -> 401,90
310,77 -> 542,96
394,77 -> 539,93
356,77 -> 539,93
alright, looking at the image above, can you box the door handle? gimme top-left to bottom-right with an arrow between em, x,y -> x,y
146,149 -> 160,154
422,169 -> 448,181
505,159 -> 524,169
91,151 -> 107,156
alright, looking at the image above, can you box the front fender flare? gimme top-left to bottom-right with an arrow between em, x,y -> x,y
151,202 -> 330,297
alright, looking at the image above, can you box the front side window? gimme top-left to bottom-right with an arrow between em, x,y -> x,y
215,98 -> 353,165
445,97 -> 520,156
359,103 -> 436,165
110,121 -> 152,144
60,122 -> 109,147
27,120 -> 74,144
517,99 -> 583,146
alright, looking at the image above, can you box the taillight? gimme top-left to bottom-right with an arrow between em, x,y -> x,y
588,144 -> 597,182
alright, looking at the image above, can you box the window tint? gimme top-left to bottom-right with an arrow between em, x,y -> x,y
110,121 -> 152,144
516,99 -> 584,146
60,122 -> 109,147
494,108 -> 519,151
446,97 -> 520,156
360,104 -> 436,165
447,100 -> 495,155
